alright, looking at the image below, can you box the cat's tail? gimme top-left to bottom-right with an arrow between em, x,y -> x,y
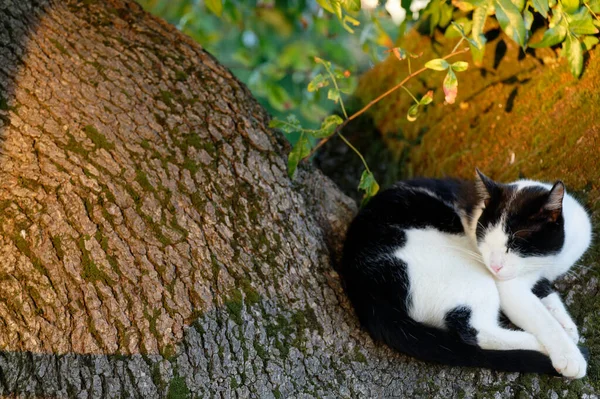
364,302 -> 561,375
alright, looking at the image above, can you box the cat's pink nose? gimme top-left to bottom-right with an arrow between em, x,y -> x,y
491,264 -> 503,273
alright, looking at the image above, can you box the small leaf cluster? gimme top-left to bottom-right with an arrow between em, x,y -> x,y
316,0 -> 361,32
270,56 -> 380,204
424,58 -> 469,104
424,0 -> 600,77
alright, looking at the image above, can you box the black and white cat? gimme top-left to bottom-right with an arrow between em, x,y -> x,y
341,170 -> 592,378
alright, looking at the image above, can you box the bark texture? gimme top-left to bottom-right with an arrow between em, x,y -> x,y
0,1 -> 597,398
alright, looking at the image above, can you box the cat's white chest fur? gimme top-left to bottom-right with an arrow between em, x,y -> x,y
396,228 -> 499,329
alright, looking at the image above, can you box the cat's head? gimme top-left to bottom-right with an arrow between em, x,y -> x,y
474,169 -> 565,281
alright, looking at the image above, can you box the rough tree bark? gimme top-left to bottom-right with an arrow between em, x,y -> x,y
0,1 -> 597,398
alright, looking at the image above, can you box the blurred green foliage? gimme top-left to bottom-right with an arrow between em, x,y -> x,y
137,0 -> 403,141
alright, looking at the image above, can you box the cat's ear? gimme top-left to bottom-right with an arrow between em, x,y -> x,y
475,168 -> 498,206
542,181 -> 565,222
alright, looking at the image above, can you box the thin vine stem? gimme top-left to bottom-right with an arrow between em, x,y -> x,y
451,36 -> 465,54
584,2 -> 600,22
304,46 -> 471,160
402,85 -> 420,104
338,132 -> 371,173
322,62 -> 348,119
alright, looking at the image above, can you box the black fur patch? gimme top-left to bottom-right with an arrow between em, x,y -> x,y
505,186 -> 565,256
445,306 -> 478,345
476,183 -> 516,241
532,278 -> 553,299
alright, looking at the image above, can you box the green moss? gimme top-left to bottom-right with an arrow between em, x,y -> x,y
84,125 -> 115,151
13,234 -> 47,276
140,139 -> 151,150
272,388 -> 282,399
182,157 -> 199,174
78,237 -> 114,285
253,340 -> 268,360
49,38 -> 69,55
352,347 -> 367,364
182,133 -> 202,150
167,375 -> 190,399
239,279 -> 260,307
224,289 -> 244,325
145,308 -> 161,337
17,176 -> 41,191
51,235 -> 65,261
143,213 -> 171,246
169,218 -> 188,239
160,90 -> 175,107
161,343 -> 177,361
190,190 -> 206,211
124,184 -> 143,206
175,70 -> 188,81
135,169 -> 155,192
65,133 -> 89,157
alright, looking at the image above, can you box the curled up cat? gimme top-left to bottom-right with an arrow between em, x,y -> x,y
340,170 -> 592,378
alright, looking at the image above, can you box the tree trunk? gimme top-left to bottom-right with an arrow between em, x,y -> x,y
0,1 -> 596,398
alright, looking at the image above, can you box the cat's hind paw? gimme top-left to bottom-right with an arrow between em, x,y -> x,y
551,350 -> 587,379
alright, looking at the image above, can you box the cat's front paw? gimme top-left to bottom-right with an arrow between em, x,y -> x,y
550,347 -> 587,379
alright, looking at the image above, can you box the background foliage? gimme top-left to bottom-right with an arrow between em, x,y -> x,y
138,0 -> 599,201
138,0 -> 405,140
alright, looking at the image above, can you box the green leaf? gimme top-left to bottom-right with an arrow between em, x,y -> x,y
342,14 -> 360,33
471,3 -> 490,62
524,9 -> 534,31
205,0 -> 223,17
266,84 -> 293,111
511,0 -> 526,12
529,25 -> 567,47
564,35 -> 583,77
341,0 -> 361,12
426,0 -> 442,35
494,0 -> 527,47
316,0 -> 335,13
287,133 -> 312,178
448,21 -> 479,47
569,17 -> 599,35
472,4 -> 490,41
308,74 -> 330,92
425,58 -> 450,70
314,115 -> 344,138
407,104 -> 420,122
420,90 -> 434,105
439,2 -> 454,28
582,35 -> 600,50
443,69 -> 458,104
327,88 -> 341,103
470,36 -> 487,63
464,0 -> 490,6
451,61 -> 469,71
531,0 -> 549,17
561,0 -> 580,13
269,115 -> 302,134
589,0 -> 600,13
446,19 -> 473,38
358,170 -> 380,205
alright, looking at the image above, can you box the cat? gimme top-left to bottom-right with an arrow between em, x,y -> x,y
340,170 -> 592,378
